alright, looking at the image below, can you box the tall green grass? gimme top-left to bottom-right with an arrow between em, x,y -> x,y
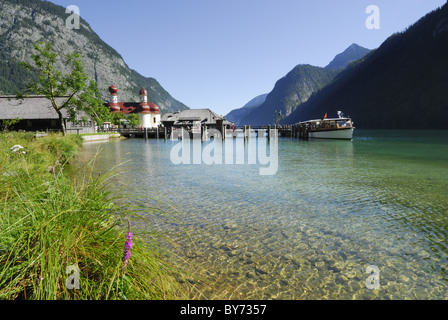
0,132 -> 190,300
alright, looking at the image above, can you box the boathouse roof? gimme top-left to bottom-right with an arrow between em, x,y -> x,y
161,108 -> 230,125
0,95 -> 88,120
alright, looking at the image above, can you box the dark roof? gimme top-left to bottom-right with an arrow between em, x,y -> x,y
0,95 -> 90,120
161,109 -> 230,125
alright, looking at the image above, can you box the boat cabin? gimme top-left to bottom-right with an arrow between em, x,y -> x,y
307,118 -> 353,131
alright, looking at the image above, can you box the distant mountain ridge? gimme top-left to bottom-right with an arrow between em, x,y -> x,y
241,94 -> 269,109
239,65 -> 338,126
0,0 -> 188,113
225,94 -> 267,125
226,43 -> 370,126
285,3 -> 448,129
325,43 -> 371,71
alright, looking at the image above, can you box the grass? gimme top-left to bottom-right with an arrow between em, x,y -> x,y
0,132 -> 190,300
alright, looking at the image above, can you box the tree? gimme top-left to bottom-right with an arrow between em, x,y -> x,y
20,42 -> 110,135
127,113 -> 141,128
0,118 -> 21,132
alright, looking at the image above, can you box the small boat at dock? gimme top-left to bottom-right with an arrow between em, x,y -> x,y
298,111 -> 355,140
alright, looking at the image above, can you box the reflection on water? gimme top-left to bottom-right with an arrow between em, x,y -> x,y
75,130 -> 448,299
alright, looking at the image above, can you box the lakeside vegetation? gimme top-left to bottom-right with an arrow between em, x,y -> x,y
0,132 -> 190,299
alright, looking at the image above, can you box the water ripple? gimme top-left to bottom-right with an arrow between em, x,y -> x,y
75,131 -> 448,300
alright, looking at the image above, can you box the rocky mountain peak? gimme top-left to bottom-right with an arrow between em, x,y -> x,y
0,0 -> 188,113
325,43 -> 371,71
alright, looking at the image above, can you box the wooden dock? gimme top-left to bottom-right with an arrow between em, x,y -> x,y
119,127 -> 166,139
118,124 -> 309,140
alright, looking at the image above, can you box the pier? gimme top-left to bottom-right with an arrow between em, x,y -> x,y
119,127 -> 166,139
117,125 -> 307,140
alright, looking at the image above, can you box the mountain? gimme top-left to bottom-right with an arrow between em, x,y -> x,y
241,94 -> 269,109
325,43 -> 371,71
225,43 -> 370,126
239,65 -> 338,126
0,0 -> 188,113
285,4 -> 448,129
224,94 -> 267,125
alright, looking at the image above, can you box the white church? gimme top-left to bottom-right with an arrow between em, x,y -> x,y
107,85 -> 161,128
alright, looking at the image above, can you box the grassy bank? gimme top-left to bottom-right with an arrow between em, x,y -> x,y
0,132 -> 189,300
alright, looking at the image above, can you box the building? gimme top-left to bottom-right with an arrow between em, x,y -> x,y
161,108 -> 230,129
0,95 -> 95,133
106,85 -> 161,129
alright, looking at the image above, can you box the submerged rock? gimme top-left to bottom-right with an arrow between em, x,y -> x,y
223,223 -> 238,230
255,267 -> 268,275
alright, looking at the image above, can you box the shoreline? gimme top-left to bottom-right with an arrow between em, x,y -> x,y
80,133 -> 122,142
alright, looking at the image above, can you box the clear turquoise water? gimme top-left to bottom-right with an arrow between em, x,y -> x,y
76,130 -> 448,299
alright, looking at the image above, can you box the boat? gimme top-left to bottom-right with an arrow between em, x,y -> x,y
298,111 -> 355,140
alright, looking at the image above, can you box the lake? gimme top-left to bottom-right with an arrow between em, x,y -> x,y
75,130 -> 448,299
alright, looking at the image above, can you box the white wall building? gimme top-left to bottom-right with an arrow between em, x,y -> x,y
107,85 -> 161,128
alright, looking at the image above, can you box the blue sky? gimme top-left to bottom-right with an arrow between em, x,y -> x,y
50,0 -> 445,115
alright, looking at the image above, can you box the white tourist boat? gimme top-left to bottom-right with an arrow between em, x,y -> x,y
299,111 -> 355,140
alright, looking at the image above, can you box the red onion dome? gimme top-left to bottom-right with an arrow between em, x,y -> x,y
139,88 -> 148,96
109,85 -> 118,95
110,105 -> 120,112
149,103 -> 160,113
140,102 -> 150,112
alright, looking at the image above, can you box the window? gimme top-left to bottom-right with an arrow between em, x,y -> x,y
337,120 -> 351,128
